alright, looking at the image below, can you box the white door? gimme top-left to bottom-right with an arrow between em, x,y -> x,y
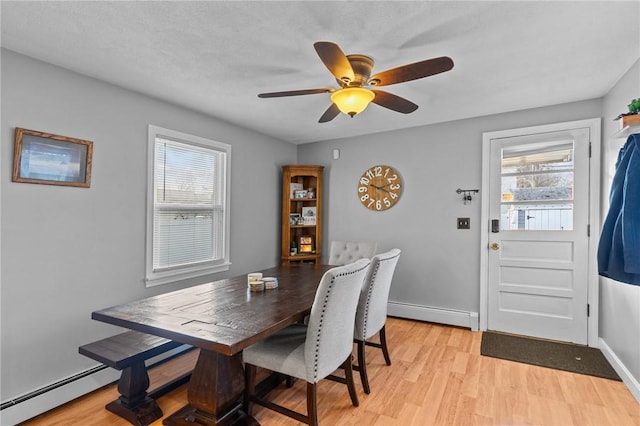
487,125 -> 592,344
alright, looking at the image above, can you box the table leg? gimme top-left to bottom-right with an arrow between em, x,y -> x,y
106,362 -> 163,426
163,349 -> 259,426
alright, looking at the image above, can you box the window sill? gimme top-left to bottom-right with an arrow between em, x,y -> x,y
145,262 -> 231,287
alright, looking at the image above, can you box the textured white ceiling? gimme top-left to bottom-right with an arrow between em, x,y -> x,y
2,1 -> 639,144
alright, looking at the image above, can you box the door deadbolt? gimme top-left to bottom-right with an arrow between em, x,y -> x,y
490,243 -> 499,251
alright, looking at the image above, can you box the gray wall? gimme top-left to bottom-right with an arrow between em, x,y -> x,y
600,59 -> 640,394
299,63 -> 640,398
299,99 -> 602,316
0,49 -> 296,412
2,47 -> 639,423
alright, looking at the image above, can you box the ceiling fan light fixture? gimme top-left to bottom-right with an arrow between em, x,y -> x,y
330,87 -> 375,117
258,42 -> 453,123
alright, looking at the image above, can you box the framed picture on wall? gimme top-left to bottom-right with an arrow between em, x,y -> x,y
12,128 -> 93,188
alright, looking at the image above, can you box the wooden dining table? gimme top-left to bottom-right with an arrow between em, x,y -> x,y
92,263 -> 334,426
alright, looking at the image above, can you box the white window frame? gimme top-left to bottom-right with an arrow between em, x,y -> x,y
145,125 -> 231,287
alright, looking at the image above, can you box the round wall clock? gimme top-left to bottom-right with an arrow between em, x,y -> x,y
357,165 -> 403,211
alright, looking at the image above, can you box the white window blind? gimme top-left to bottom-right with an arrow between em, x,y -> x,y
146,126 -> 230,286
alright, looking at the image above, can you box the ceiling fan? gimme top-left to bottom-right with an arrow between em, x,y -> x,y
258,41 -> 454,123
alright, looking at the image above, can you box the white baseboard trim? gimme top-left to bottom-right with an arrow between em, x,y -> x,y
0,344 -> 191,426
599,338 -> 640,403
387,301 -> 479,331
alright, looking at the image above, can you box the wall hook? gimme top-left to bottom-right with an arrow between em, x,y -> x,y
456,188 -> 479,205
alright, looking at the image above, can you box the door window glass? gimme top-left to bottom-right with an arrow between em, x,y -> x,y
500,141 -> 574,230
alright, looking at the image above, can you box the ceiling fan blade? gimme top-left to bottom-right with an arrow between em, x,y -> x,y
313,41 -> 355,83
258,88 -> 334,98
371,90 -> 418,114
369,56 -> 454,87
318,103 -> 341,123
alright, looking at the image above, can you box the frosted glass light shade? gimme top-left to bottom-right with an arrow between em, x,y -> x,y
330,88 -> 375,117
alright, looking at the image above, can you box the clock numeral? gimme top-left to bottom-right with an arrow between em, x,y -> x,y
387,174 -> 398,183
376,200 -> 382,210
360,177 -> 370,185
383,197 -> 391,207
361,194 -> 370,202
390,183 -> 400,190
358,186 -> 368,193
389,192 -> 398,199
365,169 -> 374,180
367,199 -> 375,207
374,166 -> 383,177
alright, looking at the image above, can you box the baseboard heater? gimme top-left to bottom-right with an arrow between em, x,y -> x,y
0,365 -> 108,411
0,344 -> 192,424
387,301 -> 479,331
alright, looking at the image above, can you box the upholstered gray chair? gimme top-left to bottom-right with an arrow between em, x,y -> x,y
354,248 -> 401,394
243,258 -> 371,426
328,241 -> 377,266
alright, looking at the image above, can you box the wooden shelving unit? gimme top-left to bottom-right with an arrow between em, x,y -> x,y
281,165 -> 323,264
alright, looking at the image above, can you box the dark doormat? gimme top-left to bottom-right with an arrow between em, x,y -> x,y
481,331 -> 621,381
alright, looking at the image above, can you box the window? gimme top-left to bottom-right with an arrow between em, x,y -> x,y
500,140 -> 574,231
146,125 -> 231,286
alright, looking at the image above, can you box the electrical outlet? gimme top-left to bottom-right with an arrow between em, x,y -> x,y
457,217 -> 470,229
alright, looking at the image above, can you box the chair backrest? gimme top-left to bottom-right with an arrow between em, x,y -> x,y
355,249 -> 401,341
304,258 -> 370,383
328,241 -> 378,266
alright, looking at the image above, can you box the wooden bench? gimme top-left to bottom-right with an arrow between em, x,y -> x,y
79,330 -> 192,426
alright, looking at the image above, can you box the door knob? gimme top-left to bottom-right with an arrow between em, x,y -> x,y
490,243 -> 499,251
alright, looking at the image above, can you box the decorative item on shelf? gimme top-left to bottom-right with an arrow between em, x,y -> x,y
619,114 -> 640,129
614,98 -> 640,130
456,188 -> 479,205
307,188 -> 315,198
290,240 -> 297,256
298,236 -> 315,253
294,189 -> 308,199
301,206 -> 317,225
290,182 -> 304,199
289,213 -> 301,226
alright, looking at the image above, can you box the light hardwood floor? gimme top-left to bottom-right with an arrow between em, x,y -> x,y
20,317 -> 639,426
